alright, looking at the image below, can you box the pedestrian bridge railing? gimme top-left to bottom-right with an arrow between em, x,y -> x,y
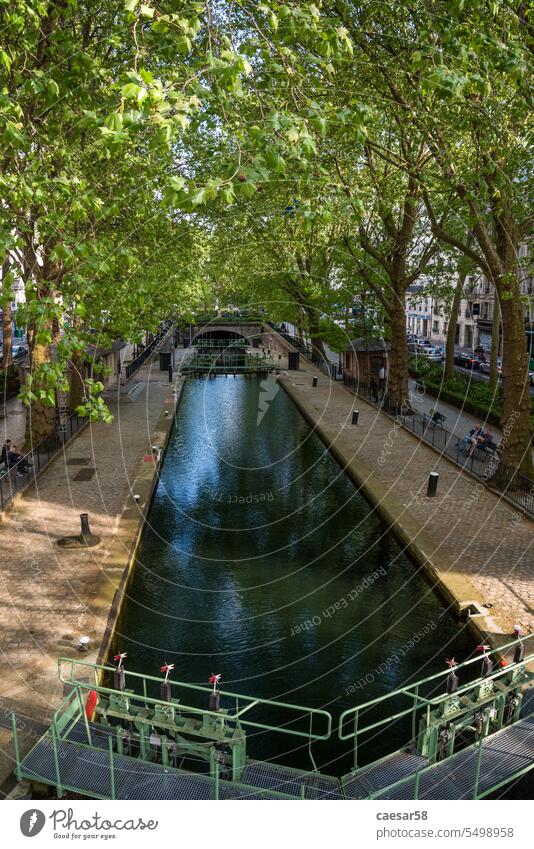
338,633 -> 534,770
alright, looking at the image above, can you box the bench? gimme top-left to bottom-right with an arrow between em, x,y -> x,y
423,408 -> 447,429
475,439 -> 499,458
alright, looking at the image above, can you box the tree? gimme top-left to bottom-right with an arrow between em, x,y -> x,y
331,0 -> 533,475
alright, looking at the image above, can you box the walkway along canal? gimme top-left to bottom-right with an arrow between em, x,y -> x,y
114,376 -> 473,776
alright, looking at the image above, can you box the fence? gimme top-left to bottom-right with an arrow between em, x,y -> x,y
124,320 -> 173,381
267,324 -> 342,380
343,373 -> 534,517
0,411 -> 87,513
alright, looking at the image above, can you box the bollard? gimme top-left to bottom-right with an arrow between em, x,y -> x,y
80,513 -> 92,537
426,471 -> 439,497
168,364 -> 173,382
312,377 -> 318,388
352,410 -> 359,425
160,681 -> 172,702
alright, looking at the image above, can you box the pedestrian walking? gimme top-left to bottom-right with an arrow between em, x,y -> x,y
378,365 -> 387,393
370,376 -> 379,403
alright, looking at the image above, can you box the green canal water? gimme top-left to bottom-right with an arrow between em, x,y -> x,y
115,376 -> 473,775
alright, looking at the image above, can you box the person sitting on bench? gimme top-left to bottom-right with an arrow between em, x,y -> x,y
1,440 -> 32,476
457,425 -> 483,453
468,428 -> 493,458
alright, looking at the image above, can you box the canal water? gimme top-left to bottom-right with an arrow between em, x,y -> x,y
115,376 -> 473,775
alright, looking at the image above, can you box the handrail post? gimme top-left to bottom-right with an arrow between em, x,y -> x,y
414,769 -> 420,800
472,732 -> 484,799
108,736 -> 116,800
300,783 -> 306,800
353,712 -> 359,769
412,686 -> 419,742
11,713 -> 21,781
214,760 -> 219,800
78,686 -> 92,745
51,725 -> 63,798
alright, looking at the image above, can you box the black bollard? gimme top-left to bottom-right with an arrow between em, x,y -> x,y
352,410 -> 359,425
160,681 -> 172,702
312,377 -> 318,388
209,691 -> 220,712
80,513 -> 91,537
427,471 -> 439,497
168,364 -> 173,382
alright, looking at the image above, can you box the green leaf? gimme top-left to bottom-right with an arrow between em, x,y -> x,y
121,82 -> 142,99
140,4 -> 154,18
124,0 -> 138,10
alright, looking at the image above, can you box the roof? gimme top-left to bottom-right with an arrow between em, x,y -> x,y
346,338 -> 391,353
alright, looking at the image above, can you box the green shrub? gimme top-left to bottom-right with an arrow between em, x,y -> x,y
408,355 -> 534,431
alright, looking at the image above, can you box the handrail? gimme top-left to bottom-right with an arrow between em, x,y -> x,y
367,699 -> 534,800
0,409 -> 87,513
338,634 -> 534,742
124,320 -> 173,381
58,658 -> 332,741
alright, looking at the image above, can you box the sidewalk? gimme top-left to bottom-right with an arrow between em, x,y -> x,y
408,379 -> 503,442
0,356 -> 179,791
279,360 -> 534,646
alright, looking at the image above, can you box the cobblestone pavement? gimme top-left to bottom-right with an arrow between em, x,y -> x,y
279,360 -> 534,642
0,357 -> 177,788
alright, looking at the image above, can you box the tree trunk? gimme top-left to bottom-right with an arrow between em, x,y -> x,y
498,291 -> 533,477
388,294 -> 409,410
1,299 -> 12,370
1,256 -> 13,369
304,306 -> 326,363
25,330 -> 56,449
68,355 -> 85,412
444,274 -> 463,381
489,293 -> 501,390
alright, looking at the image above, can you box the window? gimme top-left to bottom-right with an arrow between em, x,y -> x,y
432,321 -> 439,333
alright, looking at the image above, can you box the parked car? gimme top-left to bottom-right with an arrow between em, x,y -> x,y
454,352 -> 481,370
478,359 -> 503,379
11,344 -> 29,362
413,345 -> 442,361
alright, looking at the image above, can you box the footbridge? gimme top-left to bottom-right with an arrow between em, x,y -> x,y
11,635 -> 534,800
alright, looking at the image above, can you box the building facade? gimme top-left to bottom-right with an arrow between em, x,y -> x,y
406,243 -> 533,357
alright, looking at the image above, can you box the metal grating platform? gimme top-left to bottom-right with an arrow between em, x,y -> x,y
19,735 -> 300,800
344,712 -> 534,800
240,761 -> 342,799
343,751 -> 429,799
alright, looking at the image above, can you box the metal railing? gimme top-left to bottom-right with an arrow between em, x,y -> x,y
0,411 -> 87,513
267,324 -> 342,380
124,320 -> 173,381
338,633 -> 534,773
58,657 -> 332,745
343,373 -> 534,516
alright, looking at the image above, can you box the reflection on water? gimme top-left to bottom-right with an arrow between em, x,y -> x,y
116,377 -> 473,773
